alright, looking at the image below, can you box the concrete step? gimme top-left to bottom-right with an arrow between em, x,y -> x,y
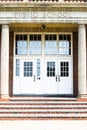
0,104 -> 87,108
10,97 -> 77,101
0,113 -> 87,118
0,109 -> 87,113
0,101 -> 87,105
0,97 -> 87,119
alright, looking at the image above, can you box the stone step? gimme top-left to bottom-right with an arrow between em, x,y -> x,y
0,104 -> 87,108
10,97 -> 77,101
0,109 -> 87,113
0,113 -> 87,118
0,101 -> 87,105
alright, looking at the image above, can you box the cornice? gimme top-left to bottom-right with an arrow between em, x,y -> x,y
0,2 -> 87,11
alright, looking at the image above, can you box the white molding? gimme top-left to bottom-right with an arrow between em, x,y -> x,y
0,11 -> 87,23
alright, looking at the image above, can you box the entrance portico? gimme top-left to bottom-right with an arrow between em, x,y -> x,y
0,2 -> 87,98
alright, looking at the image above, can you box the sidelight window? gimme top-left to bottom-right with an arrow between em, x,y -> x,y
16,59 -> 20,76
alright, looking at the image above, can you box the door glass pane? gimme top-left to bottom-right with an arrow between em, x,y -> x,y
24,62 -> 33,77
60,62 -> 69,77
37,59 -> 41,79
29,34 -> 42,54
16,59 -> 20,76
59,34 -> 71,55
45,35 -> 57,54
47,62 -> 55,77
15,35 -> 28,55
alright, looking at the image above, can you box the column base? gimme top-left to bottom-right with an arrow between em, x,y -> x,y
78,94 -> 87,98
0,94 -> 10,99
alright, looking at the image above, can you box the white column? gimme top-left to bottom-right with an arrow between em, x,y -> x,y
1,24 -> 9,98
78,24 -> 87,98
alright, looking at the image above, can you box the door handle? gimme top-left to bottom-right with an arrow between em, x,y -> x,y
56,75 -> 57,82
34,75 -> 36,82
58,75 -> 60,82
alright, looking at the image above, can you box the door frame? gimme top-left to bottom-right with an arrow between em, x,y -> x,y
13,32 -> 73,96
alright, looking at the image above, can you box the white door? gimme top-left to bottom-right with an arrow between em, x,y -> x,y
44,59 -> 58,94
44,58 -> 73,95
58,58 -> 73,94
21,58 -> 45,94
21,59 -> 35,94
13,58 -> 73,95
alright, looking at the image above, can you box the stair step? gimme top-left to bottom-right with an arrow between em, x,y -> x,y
10,97 -> 77,101
0,101 -> 87,105
0,109 -> 87,113
0,97 -> 87,120
0,113 -> 87,118
0,105 -> 87,108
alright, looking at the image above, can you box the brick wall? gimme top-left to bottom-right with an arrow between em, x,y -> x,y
9,32 -> 14,96
73,32 -> 78,97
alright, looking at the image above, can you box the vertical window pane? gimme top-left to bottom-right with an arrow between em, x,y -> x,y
47,62 -> 55,77
24,62 -> 33,77
60,62 -> 69,77
37,59 -> 41,79
16,59 -> 20,76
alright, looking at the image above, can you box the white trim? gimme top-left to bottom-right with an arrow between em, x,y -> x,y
13,32 -> 73,95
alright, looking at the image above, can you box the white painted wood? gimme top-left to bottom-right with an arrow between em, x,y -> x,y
58,58 -> 73,94
13,33 -> 73,95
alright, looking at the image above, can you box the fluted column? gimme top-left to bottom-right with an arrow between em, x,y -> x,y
1,24 -> 9,98
78,24 -> 87,98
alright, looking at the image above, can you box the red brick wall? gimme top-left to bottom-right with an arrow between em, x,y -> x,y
9,32 -> 14,96
73,32 -> 78,97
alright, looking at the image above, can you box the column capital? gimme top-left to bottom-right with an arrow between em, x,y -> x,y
78,24 -> 86,28
1,24 -> 9,29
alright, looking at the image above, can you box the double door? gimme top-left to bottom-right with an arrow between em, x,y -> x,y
13,58 -> 73,95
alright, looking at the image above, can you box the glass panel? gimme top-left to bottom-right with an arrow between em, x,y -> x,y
47,62 -> 55,77
24,62 -> 33,77
59,34 -> 71,55
15,35 -> 28,55
37,59 -> 41,79
29,34 -> 42,54
45,35 -> 57,54
16,59 -> 20,76
60,62 -> 69,77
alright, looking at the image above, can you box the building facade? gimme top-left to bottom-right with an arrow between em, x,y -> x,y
0,0 -> 87,99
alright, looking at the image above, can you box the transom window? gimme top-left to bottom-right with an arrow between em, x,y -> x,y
45,35 -> 57,54
15,34 -> 71,56
29,35 -> 42,54
15,35 -> 28,55
59,34 -> 71,55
